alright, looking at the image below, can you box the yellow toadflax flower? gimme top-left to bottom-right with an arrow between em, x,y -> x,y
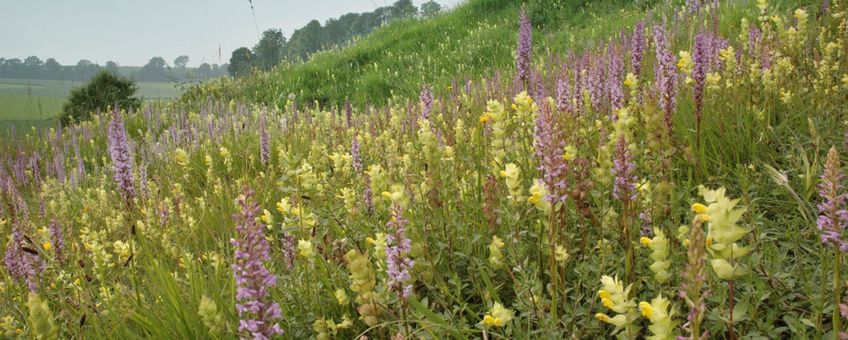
641,229 -> 670,283
500,163 -> 523,203
298,239 -> 314,258
596,275 -> 639,336
639,294 -> 677,340
695,185 -> 751,280
481,302 -> 513,327
527,179 -> 551,214
488,236 -> 506,269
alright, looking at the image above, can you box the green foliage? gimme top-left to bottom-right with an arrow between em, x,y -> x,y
61,70 -> 141,123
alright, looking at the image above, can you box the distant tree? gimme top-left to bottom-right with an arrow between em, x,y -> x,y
105,61 -> 119,75
0,58 -> 6,77
389,0 -> 417,21
287,20 -> 324,60
140,57 -> 168,81
420,1 -> 442,18
24,56 -> 44,78
75,59 -> 100,81
174,55 -> 190,69
62,70 -> 140,123
198,62 -> 211,77
253,29 -> 286,70
44,58 -> 63,79
228,47 -> 254,77
5,59 -> 23,78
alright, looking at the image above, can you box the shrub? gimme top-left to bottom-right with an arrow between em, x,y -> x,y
62,70 -> 141,123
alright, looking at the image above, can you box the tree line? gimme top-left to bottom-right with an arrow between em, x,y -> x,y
0,55 -> 229,82
228,0 -> 443,77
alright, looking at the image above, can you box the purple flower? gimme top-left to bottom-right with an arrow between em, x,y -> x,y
282,233 -> 296,270
534,100 -> 568,204
631,21 -> 646,78
231,188 -> 283,339
49,218 -> 65,263
420,86 -> 433,121
555,69 -> 573,113
345,97 -> 353,128
607,46 -> 625,113
259,116 -> 270,166
351,136 -> 362,175
107,110 -> 135,205
587,56 -> 605,112
3,226 -> 44,292
692,32 -> 708,126
514,6 -> 533,89
385,204 -> 414,301
612,134 -> 637,204
686,0 -> 703,13
653,25 -> 677,135
363,174 -> 374,215
817,147 -> 848,252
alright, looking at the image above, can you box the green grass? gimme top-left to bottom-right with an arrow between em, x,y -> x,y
0,78 -> 184,121
183,0 -> 657,108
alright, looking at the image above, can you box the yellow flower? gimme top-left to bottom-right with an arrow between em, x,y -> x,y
479,113 -> 493,124
562,145 -> 578,162
335,289 -> 349,305
488,236 -> 506,269
527,180 -> 551,214
276,198 -> 291,215
691,203 -> 707,214
677,51 -> 693,75
42,242 -> 52,251
640,295 -> 676,340
640,237 -> 652,246
481,302 -> 513,327
298,239 -> 314,258
555,245 -> 569,262
260,209 -> 274,225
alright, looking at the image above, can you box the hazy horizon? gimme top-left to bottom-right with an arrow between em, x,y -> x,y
1,0 -> 461,68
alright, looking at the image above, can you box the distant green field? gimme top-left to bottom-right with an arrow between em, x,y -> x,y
0,78 -> 183,121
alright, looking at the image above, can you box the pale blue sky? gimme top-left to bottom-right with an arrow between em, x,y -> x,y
0,0 -> 461,67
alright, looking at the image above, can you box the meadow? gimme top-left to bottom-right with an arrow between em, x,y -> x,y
1,0 -> 848,339
0,78 -> 183,121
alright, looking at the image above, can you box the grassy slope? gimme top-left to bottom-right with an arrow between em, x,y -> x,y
183,0 -> 656,108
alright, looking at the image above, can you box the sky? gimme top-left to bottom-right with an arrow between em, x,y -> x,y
0,0 -> 463,67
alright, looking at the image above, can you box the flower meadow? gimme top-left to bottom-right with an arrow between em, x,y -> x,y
3,0 -> 848,339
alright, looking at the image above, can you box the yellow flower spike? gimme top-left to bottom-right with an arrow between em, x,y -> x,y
691,203 -> 707,214
638,301 -> 652,318
481,302 -> 513,327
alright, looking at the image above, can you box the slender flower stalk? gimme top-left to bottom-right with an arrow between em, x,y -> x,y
345,97 -> 353,128
385,203 -> 413,301
818,146 -> 848,336
680,218 -> 709,340
420,86 -> 433,121
48,218 -> 65,264
692,32 -> 708,149
613,134 -> 637,283
555,69 -> 573,113
259,115 -> 270,166
608,46 -> 625,113
231,188 -> 283,339
107,110 -> 135,206
653,24 -> 677,137
631,21 -> 645,79
3,226 -> 44,292
351,135 -> 362,175
534,100 -> 569,205
514,6 -> 532,90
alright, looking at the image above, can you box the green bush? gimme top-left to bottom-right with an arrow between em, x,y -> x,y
62,70 -> 141,123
